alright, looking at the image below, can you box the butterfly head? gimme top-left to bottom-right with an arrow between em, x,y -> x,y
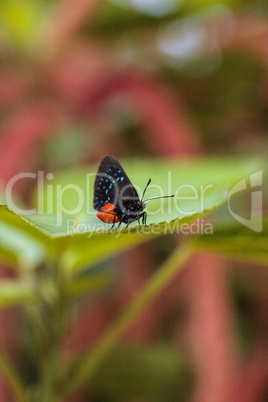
136,200 -> 146,212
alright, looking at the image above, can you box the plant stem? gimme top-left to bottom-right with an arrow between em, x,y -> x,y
64,241 -> 193,397
0,342 -> 29,402
27,260 -> 67,402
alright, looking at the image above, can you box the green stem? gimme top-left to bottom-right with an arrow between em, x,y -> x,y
28,260 -> 67,402
0,342 -> 29,402
64,241 -> 193,397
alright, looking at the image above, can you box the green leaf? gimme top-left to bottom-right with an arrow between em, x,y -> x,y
0,274 -> 113,310
35,157 -> 263,232
0,280 -> 34,308
194,218 -> 268,265
181,0 -> 239,13
0,204 -> 49,269
0,0 -> 48,50
0,157 -> 264,272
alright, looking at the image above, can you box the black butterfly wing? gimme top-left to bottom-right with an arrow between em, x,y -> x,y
93,155 -> 139,211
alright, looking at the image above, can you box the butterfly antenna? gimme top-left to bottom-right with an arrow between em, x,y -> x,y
144,195 -> 175,202
141,178 -> 151,202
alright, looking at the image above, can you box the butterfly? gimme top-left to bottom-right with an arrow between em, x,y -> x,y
94,155 -> 174,229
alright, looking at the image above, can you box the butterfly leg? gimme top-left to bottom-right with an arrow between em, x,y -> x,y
117,214 -> 126,230
110,214 -> 117,231
142,211 -> 147,225
126,216 -> 133,229
116,220 -> 123,230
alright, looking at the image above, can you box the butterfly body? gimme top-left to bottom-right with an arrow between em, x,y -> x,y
94,155 -> 147,228
94,155 -> 174,229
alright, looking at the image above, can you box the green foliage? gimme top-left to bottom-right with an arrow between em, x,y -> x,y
194,218 -> 268,265
0,156 -> 266,401
0,0 -> 48,49
0,157 -> 262,272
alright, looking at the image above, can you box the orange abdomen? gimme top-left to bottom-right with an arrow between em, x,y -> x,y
96,203 -> 120,224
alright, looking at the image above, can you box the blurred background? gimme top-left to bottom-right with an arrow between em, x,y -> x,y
0,0 -> 268,401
